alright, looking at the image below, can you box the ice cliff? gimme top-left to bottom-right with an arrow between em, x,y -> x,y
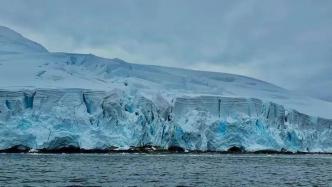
0,89 -> 331,152
0,26 -> 331,153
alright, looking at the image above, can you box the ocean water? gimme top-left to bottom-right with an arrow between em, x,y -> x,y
0,153 -> 331,186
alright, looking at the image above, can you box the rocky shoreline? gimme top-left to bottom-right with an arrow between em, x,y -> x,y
1,145 -> 331,155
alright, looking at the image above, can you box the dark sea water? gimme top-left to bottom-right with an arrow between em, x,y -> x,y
0,153 -> 331,187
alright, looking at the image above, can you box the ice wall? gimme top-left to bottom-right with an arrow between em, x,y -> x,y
0,89 -> 331,152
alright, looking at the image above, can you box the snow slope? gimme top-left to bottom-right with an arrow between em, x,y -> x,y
0,26 -> 331,152
0,26 -> 48,54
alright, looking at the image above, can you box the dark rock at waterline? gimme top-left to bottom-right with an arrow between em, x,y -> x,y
130,145 -> 164,153
227,146 -> 245,153
0,145 -> 31,153
168,146 -> 185,153
253,149 -> 293,154
253,149 -> 279,154
280,148 -> 293,154
38,146 -> 122,154
38,146 -> 81,153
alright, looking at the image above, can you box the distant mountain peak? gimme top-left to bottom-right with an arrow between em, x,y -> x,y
0,25 -> 48,54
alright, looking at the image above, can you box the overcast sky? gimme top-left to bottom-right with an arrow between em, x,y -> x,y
0,0 -> 331,101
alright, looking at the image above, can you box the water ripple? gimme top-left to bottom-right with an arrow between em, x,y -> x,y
0,154 -> 331,186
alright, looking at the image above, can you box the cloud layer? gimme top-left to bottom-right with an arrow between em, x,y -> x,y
0,0 -> 331,101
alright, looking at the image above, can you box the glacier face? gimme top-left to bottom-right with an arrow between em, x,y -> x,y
0,89 -> 331,152
1,25 -> 332,153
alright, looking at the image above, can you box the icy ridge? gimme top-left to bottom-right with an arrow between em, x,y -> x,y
0,89 -> 331,152
0,26 -> 48,54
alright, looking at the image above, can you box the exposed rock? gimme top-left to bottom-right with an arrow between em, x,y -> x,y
227,146 -> 245,153
0,145 -> 30,153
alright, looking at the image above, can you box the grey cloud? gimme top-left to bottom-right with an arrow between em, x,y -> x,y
0,0 -> 331,101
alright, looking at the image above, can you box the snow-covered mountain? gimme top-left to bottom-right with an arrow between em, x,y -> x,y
0,26 -> 331,153
0,26 -> 47,54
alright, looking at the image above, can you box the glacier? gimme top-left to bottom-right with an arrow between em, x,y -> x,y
0,25 -> 332,153
0,89 -> 331,153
